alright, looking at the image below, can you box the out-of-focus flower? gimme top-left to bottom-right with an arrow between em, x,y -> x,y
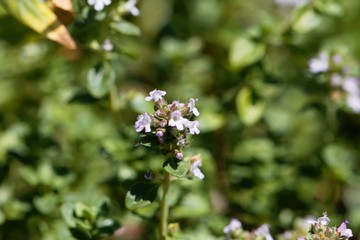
134,113 -> 152,132
145,89 -> 166,102
223,218 -> 242,234
254,224 -> 273,240
123,0 -> 140,16
168,110 -> 186,130
102,38 -> 114,51
342,77 -> 360,95
308,52 -> 329,73
275,0 -> 309,7
347,94 -> 360,113
88,0 -> 111,11
189,154 -> 204,179
338,220 -> 353,238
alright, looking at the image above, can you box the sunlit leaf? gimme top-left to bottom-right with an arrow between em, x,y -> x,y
87,62 -> 116,98
163,158 -> 190,178
0,0 -> 76,49
229,37 -> 265,71
110,20 -> 141,36
236,87 -> 265,126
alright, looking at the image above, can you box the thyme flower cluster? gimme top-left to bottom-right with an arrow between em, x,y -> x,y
134,89 -> 203,179
304,212 -> 353,240
223,213 -> 353,240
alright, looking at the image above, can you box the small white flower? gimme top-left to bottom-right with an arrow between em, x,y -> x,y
168,110 -> 186,130
88,0 -> 111,11
102,38 -> 114,51
331,73 -> 343,87
223,218 -> 242,234
308,52 -> 329,73
189,155 -> 204,180
134,113 -> 152,132
188,98 -> 200,116
346,94 -> 360,113
145,89 -> 166,102
254,224 -> 273,240
342,77 -> 360,95
124,0 -> 140,16
317,212 -> 330,226
184,120 -> 200,135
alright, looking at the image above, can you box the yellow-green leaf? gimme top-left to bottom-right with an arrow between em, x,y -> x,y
0,0 -> 76,49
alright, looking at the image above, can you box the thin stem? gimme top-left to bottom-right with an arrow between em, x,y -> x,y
160,172 -> 171,239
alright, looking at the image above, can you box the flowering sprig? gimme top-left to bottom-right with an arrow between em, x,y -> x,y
308,50 -> 360,113
304,212 -> 353,240
134,89 -> 202,178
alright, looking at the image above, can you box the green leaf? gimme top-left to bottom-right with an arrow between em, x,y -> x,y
315,0 -> 343,16
236,87 -> 265,126
87,62 -> 116,98
74,202 -> 97,223
0,209 -> 5,225
33,193 -> 58,214
19,167 -> 38,186
110,21 -> 141,36
292,10 -> 322,33
163,158 -> 190,178
95,219 -> 120,237
229,37 -> 265,71
125,182 -> 159,210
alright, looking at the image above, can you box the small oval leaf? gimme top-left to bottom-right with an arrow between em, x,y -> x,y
236,87 -> 265,126
110,20 -> 141,36
125,182 -> 159,210
229,37 -> 265,71
163,158 -> 190,178
87,62 -> 116,98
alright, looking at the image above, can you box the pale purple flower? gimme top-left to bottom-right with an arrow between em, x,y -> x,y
102,38 -> 113,51
145,89 -> 166,102
88,0 -> 111,11
254,224 -> 273,240
188,98 -> 200,116
317,212 -> 330,226
346,94 -> 360,113
168,110 -> 186,130
124,0 -> 140,16
134,113 -> 152,132
308,52 -> 329,73
184,120 -> 200,135
338,220 -> 353,238
223,218 -> 242,234
342,77 -> 360,95
176,152 -> 183,160
331,73 -> 343,87
282,231 -> 292,240
190,156 -> 204,180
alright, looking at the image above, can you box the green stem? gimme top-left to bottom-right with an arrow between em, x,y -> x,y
160,172 -> 171,239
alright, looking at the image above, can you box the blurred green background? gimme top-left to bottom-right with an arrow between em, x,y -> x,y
1,0 -> 360,239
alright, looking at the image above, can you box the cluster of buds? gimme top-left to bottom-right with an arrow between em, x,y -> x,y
134,89 -> 203,179
302,212 -> 353,240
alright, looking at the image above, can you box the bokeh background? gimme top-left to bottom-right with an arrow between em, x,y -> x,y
1,0 -> 360,239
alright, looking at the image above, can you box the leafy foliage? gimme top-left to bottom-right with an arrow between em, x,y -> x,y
1,0 -> 360,239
